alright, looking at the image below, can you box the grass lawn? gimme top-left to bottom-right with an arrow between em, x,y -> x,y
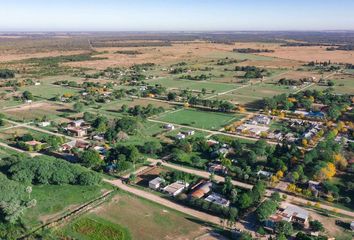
60,216 -> 131,240
231,82 -> 295,98
22,184 -> 110,228
157,108 -> 243,130
59,191 -> 210,240
19,84 -> 79,100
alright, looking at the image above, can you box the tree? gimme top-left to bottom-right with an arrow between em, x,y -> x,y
78,171 -> 101,185
239,193 -> 253,209
256,199 -> 278,221
309,220 -> 324,232
79,149 -> 102,168
143,141 -> 162,155
73,102 -> 84,113
22,91 -> 33,100
275,221 -> 293,236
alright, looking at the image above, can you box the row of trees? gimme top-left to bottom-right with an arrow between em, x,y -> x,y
0,69 -> 15,79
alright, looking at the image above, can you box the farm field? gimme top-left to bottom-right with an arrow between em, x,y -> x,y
157,108 -> 243,130
59,192 -> 211,240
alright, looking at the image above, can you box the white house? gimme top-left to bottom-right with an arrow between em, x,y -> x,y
163,181 -> 189,196
38,121 -> 51,127
149,177 -> 165,190
164,124 -> 175,131
176,133 -> 186,140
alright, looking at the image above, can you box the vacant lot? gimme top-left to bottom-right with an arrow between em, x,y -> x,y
72,192 -> 210,240
23,184 -> 108,228
4,101 -> 72,121
157,108 -> 243,130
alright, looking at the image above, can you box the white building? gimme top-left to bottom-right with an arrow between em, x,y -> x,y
38,121 -> 51,127
164,124 -> 175,131
176,133 -> 186,140
205,193 -> 230,207
149,177 -> 165,190
163,181 -> 189,196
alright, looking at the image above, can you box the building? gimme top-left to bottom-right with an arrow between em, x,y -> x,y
38,121 -> 51,127
265,203 -> 309,230
60,140 -> 89,152
205,193 -> 230,207
25,140 -> 43,148
70,119 -> 85,128
350,221 -> 354,231
164,124 -> 175,131
149,177 -> 165,190
190,181 -> 212,199
176,133 -> 186,140
163,181 -> 189,196
257,170 -> 273,178
67,127 -> 87,137
253,115 -> 271,125
183,130 -> 195,136
208,163 -> 227,175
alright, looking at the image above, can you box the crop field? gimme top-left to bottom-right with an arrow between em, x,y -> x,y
157,108 -> 243,130
230,82 -> 296,99
61,192 -> 210,240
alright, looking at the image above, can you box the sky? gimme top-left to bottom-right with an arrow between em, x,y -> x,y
1,0 -> 354,31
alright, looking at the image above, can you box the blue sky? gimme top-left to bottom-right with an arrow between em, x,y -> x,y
1,0 -> 354,31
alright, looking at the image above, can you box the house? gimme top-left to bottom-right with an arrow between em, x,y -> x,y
253,115 -> 271,125
67,127 -> 87,137
257,170 -> 273,178
350,221 -> 354,231
163,181 -> 189,196
164,124 -> 175,131
24,99 -> 32,103
38,121 -> 51,127
176,133 -> 186,140
190,181 -> 212,199
34,82 -> 41,86
183,130 -> 195,136
206,139 -> 219,146
70,119 -> 85,128
265,203 -> 309,230
205,193 -> 230,207
93,135 -> 104,141
149,177 -> 165,190
25,140 -> 43,147
60,140 -> 89,152
208,163 -> 227,175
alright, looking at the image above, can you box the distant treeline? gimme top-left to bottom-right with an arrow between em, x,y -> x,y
233,48 -> 274,53
91,40 -> 172,48
326,45 -> 354,51
114,50 -> 143,55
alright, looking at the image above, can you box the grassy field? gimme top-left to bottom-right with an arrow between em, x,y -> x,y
60,216 -> 131,240
19,84 -> 79,100
157,108 -> 243,130
22,184 -> 110,228
59,191 -> 210,240
148,77 -> 239,93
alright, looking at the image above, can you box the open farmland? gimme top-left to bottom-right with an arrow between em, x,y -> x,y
157,108 -> 243,130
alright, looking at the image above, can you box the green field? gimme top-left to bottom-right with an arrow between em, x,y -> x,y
61,216 -> 131,240
19,84 -> 79,100
148,77 -> 239,93
157,108 -> 243,130
22,184 -> 110,228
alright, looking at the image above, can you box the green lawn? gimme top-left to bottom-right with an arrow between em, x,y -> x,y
19,84 -> 79,100
22,184 -> 110,228
157,109 -> 243,130
61,216 -> 131,240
